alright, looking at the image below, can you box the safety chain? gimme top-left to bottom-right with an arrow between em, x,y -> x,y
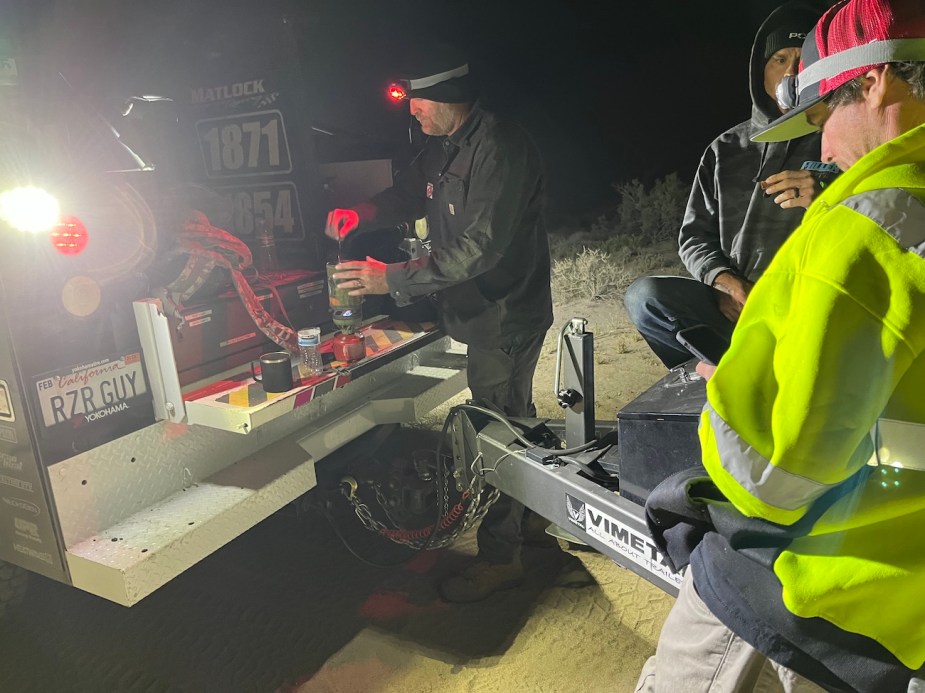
342,457 -> 499,550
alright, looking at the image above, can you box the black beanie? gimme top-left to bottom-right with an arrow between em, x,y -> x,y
396,42 -> 477,103
763,5 -> 820,59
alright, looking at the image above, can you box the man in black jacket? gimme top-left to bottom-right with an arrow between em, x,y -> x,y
624,1 -> 835,368
326,45 -> 553,602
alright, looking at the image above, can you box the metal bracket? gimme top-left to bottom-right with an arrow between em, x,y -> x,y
133,298 -> 186,423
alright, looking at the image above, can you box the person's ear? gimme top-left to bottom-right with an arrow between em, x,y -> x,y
859,65 -> 892,109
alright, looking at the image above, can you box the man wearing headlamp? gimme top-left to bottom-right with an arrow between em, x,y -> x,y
325,44 -> 554,603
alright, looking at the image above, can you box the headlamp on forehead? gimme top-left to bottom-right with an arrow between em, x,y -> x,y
385,63 -> 469,102
387,82 -> 409,102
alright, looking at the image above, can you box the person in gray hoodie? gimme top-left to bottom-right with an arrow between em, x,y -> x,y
624,1 -> 837,368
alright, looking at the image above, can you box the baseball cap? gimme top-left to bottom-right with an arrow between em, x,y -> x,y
753,0 -> 925,142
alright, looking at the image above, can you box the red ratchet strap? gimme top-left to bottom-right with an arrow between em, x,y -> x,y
177,211 -> 298,353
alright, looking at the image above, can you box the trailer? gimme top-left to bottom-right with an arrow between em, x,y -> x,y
333,317 -> 707,597
430,318 -> 705,596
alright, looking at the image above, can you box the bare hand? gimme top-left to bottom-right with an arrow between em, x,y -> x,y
760,170 -> 817,209
696,361 -> 717,380
712,272 -> 751,323
331,257 -> 389,296
325,209 -> 360,240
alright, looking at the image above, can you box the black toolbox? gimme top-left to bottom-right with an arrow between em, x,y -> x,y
614,364 -> 706,505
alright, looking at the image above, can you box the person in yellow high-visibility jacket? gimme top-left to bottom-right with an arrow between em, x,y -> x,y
638,1 -> 925,691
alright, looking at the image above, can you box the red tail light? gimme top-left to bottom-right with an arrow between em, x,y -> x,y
50,215 -> 89,255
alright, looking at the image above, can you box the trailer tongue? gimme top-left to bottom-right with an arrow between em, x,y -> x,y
435,318 -> 705,595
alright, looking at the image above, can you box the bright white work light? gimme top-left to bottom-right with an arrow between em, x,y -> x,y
0,186 -> 61,233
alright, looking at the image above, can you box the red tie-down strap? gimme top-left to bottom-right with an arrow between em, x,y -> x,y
180,211 -> 298,353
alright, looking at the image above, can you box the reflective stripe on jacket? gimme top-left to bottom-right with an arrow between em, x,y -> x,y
699,122 -> 925,670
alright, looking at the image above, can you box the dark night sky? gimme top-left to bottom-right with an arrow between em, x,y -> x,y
15,0 -> 798,219
303,0 -> 796,217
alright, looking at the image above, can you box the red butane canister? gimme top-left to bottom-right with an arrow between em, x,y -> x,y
332,333 -> 365,362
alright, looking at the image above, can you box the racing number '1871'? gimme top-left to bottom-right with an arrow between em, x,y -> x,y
196,110 -> 292,178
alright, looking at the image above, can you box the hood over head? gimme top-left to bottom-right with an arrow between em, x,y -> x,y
749,1 -> 832,124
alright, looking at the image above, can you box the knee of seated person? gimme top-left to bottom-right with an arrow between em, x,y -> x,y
624,276 -> 661,317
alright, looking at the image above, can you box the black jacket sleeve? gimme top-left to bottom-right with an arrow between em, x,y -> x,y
354,156 -> 429,231
387,122 -> 542,298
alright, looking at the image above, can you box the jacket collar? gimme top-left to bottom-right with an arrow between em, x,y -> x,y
447,102 -> 482,148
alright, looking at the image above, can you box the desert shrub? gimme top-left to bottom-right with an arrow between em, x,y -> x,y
549,173 -> 689,301
549,173 -> 687,249
551,245 -> 669,302
597,232 -> 650,255
552,248 -> 622,301
614,173 -> 687,243
547,232 -> 577,262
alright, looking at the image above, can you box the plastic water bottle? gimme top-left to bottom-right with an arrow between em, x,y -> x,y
298,327 -> 323,377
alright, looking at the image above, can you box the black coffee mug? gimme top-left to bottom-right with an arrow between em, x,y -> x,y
251,352 -> 294,393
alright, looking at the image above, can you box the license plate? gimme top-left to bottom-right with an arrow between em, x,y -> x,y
35,353 -> 147,427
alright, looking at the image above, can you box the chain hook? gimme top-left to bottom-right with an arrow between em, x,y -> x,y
340,475 -> 359,500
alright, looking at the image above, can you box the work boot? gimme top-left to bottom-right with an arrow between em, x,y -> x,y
521,513 -> 559,549
439,558 -> 524,603
554,552 -> 596,588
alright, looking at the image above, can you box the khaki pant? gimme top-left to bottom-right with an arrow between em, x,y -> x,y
635,573 -> 827,693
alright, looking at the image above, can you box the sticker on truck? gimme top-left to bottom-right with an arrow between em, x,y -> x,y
34,353 -> 148,427
565,493 -> 683,588
196,109 -> 293,179
0,379 -> 14,421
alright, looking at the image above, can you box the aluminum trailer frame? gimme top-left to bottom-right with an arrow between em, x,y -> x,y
454,416 -> 684,596
448,319 -> 695,596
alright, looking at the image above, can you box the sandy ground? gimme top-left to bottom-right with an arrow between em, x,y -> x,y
294,242 -> 684,693
293,541 -> 674,693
